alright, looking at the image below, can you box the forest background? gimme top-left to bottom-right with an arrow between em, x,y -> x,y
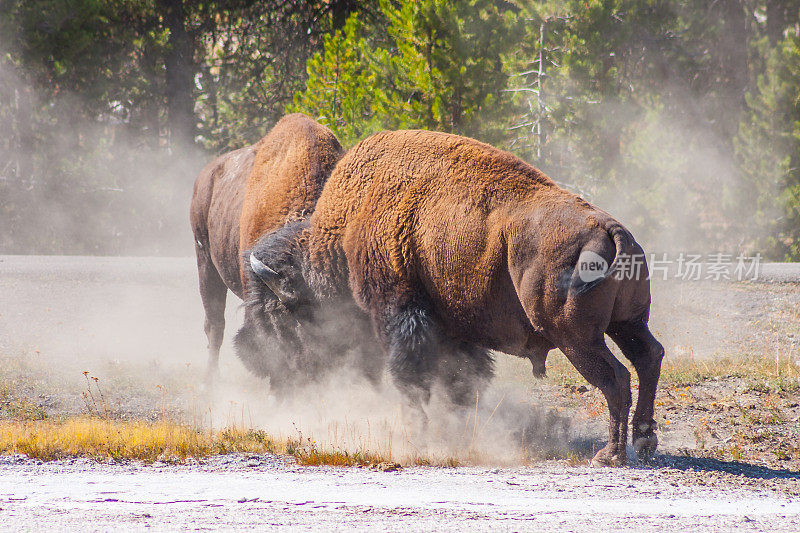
2,0 -> 799,260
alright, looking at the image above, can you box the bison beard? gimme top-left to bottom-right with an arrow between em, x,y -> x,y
234,220 -> 329,391
248,129 -> 665,467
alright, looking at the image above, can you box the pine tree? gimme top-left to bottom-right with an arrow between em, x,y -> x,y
737,31 -> 800,259
289,14 -> 386,146
290,0 -> 522,146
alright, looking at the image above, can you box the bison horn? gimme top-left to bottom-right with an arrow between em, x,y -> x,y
249,253 -> 287,302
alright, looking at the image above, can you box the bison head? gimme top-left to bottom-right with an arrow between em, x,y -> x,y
234,219 -> 329,387
234,218 -> 384,389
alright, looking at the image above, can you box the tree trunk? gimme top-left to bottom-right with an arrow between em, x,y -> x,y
331,0 -> 356,30
160,0 -> 195,148
14,85 -> 34,184
715,0 -> 750,139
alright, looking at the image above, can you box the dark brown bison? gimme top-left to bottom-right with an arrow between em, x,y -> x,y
246,129 -> 664,466
189,113 -> 342,382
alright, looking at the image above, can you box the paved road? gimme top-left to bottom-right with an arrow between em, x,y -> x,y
0,255 -> 232,369
1,254 -> 796,366
758,262 -> 800,283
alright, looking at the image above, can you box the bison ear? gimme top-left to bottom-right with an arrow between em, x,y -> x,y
249,253 -> 286,302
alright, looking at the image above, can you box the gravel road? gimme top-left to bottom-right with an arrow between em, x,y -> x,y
1,255 -> 799,531
2,454 -> 799,532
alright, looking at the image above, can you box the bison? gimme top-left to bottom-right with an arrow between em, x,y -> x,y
246,129 -> 664,466
189,113 -> 343,384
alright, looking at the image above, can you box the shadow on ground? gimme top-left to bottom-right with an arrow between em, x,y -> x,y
643,454 -> 800,479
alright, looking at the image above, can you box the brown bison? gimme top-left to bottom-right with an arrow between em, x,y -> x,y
189,113 -> 343,383
246,129 -> 664,466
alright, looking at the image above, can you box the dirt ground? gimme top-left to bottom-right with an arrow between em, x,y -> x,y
2,454 -> 800,532
1,255 -> 799,530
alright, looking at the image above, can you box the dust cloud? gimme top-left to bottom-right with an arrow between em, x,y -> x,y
0,252 -> 592,465
534,98 -> 751,258
0,58 -> 585,464
0,60 -> 201,257
204,364 -> 581,466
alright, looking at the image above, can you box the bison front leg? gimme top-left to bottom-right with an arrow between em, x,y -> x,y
319,300 -> 384,387
381,301 -> 440,411
436,341 -> 494,407
607,320 -> 664,460
351,314 -> 386,387
561,338 -> 632,467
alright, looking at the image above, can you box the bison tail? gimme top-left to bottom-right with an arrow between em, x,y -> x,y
569,223 -> 631,296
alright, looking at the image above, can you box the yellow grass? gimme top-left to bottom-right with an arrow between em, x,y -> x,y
659,352 -> 800,390
0,417 -> 409,467
0,418 -> 286,463
0,415 -> 474,467
292,447 -> 389,467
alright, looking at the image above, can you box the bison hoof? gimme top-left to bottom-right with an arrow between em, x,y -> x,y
632,420 -> 658,460
633,433 -> 658,459
590,446 -> 626,467
202,366 -> 219,392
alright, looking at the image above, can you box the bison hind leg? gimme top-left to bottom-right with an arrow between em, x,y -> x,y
195,243 -> 227,384
606,319 -> 664,460
559,339 -> 632,467
385,301 -> 441,408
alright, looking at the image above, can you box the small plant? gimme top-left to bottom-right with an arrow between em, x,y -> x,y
81,372 -> 110,419
693,418 -> 710,450
774,449 -> 792,461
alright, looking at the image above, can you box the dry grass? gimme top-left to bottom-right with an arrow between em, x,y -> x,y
537,348 -> 800,392
2,339 -> 797,468
659,351 -> 800,391
0,418 -> 286,463
0,416 -> 409,467
285,432 -> 460,468
291,446 -> 389,467
283,428 -> 391,467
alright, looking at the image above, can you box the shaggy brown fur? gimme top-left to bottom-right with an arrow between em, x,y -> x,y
286,129 -> 663,466
189,114 -> 342,380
